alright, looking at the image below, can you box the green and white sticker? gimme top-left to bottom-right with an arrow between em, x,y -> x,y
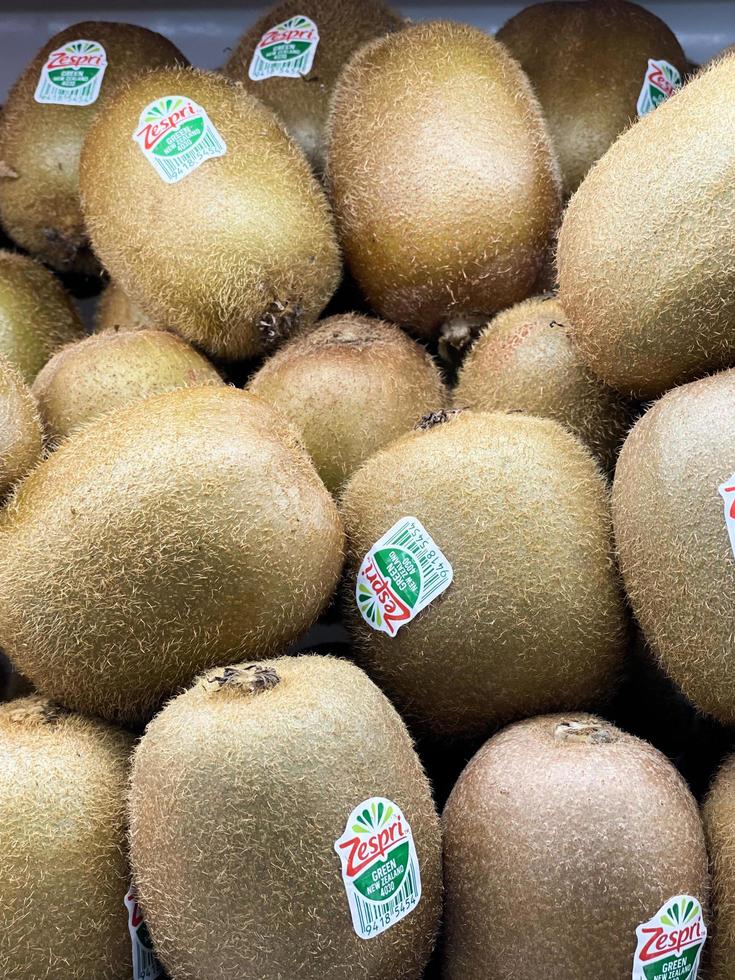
637,59 -> 682,117
632,895 -> 707,980
248,16 -> 320,81
34,39 -> 107,106
334,797 -> 422,940
132,96 -> 227,184
356,517 -> 453,636
124,886 -> 163,980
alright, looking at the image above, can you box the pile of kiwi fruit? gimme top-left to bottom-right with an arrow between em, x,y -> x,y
0,0 -> 732,976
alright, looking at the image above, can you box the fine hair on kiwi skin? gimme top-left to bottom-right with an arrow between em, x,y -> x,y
221,0 -> 405,173
248,313 -> 449,493
128,654 -> 442,980
0,352 -> 42,499
442,712 -> 710,978
704,753 -> 735,978
0,695 -> 134,980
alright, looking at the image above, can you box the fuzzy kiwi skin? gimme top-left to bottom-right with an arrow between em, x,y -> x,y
704,753 -> 735,977
0,695 -> 134,980
81,67 -> 341,362
497,0 -> 686,198
249,313 -> 448,493
32,328 -> 224,441
222,0 -> 404,173
0,353 -> 42,497
96,281 -> 155,332
558,57 -> 735,399
129,654 -> 442,979
340,410 -> 627,739
0,250 -> 84,381
0,387 -> 344,725
454,296 -> 635,472
0,23 -> 186,274
442,713 -> 709,978
326,21 -> 561,342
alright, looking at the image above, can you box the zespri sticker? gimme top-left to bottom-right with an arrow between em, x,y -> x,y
334,797 -> 422,940
632,895 -> 706,980
719,474 -> 735,558
132,96 -> 227,184
248,16 -> 320,81
34,39 -> 107,106
124,886 -> 163,980
637,59 -> 682,117
355,517 -> 453,636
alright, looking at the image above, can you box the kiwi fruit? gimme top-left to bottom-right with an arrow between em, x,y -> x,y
222,0 -> 404,172
0,23 -> 185,274
326,21 -> 561,349
704,753 -> 735,977
249,314 -> 448,493
0,386 -> 344,724
0,353 -> 42,497
81,67 -> 340,361
96,281 -> 155,332
612,368 -> 735,724
558,56 -> 735,398
497,0 -> 686,198
0,695 -> 133,979
442,713 -> 709,977
339,410 -> 627,739
129,654 -> 441,979
454,296 -> 635,472
0,250 -> 84,381
33,328 -> 224,441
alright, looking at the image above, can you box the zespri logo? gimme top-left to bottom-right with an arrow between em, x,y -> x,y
34,39 -> 107,106
124,887 -> 163,980
334,797 -> 422,940
132,96 -> 227,184
632,895 -> 707,980
637,58 -> 682,117
248,15 -> 320,81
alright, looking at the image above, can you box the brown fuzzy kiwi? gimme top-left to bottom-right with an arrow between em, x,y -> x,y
129,654 -> 442,979
32,328 -> 224,441
80,67 -> 341,361
0,353 -> 42,497
0,22 -> 185,274
0,386 -> 344,724
704,753 -> 735,977
497,0 -> 686,198
326,21 -> 561,348
249,313 -> 448,493
454,296 -> 635,472
612,369 -> 735,724
221,0 -> 404,173
0,695 -> 134,979
339,410 -> 627,739
96,281 -> 155,332
558,56 -> 735,398
442,713 -> 709,977
0,250 -> 84,381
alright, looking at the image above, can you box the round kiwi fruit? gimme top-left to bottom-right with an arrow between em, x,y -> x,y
248,314 -> 448,493
326,21 -> 561,348
96,281 -> 155,332
0,386 -> 344,724
0,695 -> 133,979
558,56 -> 735,398
704,753 -> 735,977
33,328 -> 224,441
0,353 -> 42,498
81,67 -> 341,361
129,654 -> 442,979
339,410 -> 627,739
454,296 -> 635,471
222,0 -> 404,173
497,0 -> 686,197
0,22 -> 186,274
442,713 -> 709,977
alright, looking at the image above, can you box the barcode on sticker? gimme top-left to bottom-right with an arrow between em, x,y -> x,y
124,887 -> 163,980
350,850 -> 421,938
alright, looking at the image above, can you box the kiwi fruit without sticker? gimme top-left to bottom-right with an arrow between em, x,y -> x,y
0,353 -> 42,498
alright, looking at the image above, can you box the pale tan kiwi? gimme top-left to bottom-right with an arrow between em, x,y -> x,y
129,655 -> 442,979
0,250 -> 83,381
222,0 -> 404,172
497,0 -> 686,198
326,21 -> 561,347
612,369 -> 735,724
442,713 -> 709,978
96,281 -> 155,332
248,314 -> 448,493
0,22 -> 185,274
0,695 -> 134,979
558,56 -> 735,398
340,410 -> 627,738
704,753 -> 735,978
0,353 -> 42,497
81,67 -> 341,361
0,387 -> 344,724
454,296 -> 635,471
32,328 -> 224,441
